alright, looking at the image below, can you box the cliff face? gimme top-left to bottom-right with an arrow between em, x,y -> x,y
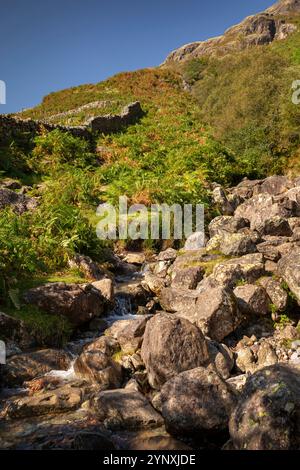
165,0 -> 299,63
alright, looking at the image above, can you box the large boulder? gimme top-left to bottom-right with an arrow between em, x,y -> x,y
24,282 -> 108,327
233,284 -> 271,316
229,365 -> 300,450
170,286 -> 240,342
278,249 -> 300,304
208,216 -> 249,238
235,193 -> 297,230
105,315 -> 151,354
94,389 -> 163,430
256,216 -> 293,237
210,253 -> 265,289
171,266 -> 204,289
160,367 -> 237,436
141,313 -> 209,390
206,231 -> 257,256
3,349 -> 71,386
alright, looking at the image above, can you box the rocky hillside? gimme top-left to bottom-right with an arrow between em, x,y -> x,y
1,174 -> 300,450
165,0 -> 300,63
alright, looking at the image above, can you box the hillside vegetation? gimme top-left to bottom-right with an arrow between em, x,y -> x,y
2,10 -> 300,342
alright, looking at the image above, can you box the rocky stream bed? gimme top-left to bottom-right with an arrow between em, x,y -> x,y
1,175 -> 300,450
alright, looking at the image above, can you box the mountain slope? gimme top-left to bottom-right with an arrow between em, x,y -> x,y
165,0 -> 299,63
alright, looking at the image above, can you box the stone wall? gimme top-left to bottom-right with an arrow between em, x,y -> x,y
0,101 -> 144,144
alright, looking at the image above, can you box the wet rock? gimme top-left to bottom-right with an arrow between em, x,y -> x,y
160,367 -> 237,436
229,364 -> 300,450
85,335 -> 120,356
3,349 -> 71,386
24,282 -> 108,327
94,389 -> 163,430
141,313 -> 209,389
3,385 -> 82,419
233,284 -> 270,316
127,429 -> 191,450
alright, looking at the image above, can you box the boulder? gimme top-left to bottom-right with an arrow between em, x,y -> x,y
206,231 -> 257,256
236,347 -> 256,373
3,349 -> 71,386
142,272 -> 166,295
160,367 -> 237,436
123,252 -> 146,265
68,254 -> 107,280
94,389 -> 163,429
254,176 -> 293,197
278,249 -> 300,304
208,216 -> 249,238
235,193 -> 297,230
74,349 -> 122,389
256,216 -> 293,237
207,341 -> 235,379
157,248 -> 177,262
24,282 -> 108,327
184,232 -> 206,251
92,279 -> 114,303
233,284 -> 270,316
229,365 -> 300,450
177,287 -> 240,342
171,266 -> 204,289
258,277 -> 288,312
212,185 -> 234,215
141,313 -> 209,389
211,253 -> 265,289
106,315 -> 151,354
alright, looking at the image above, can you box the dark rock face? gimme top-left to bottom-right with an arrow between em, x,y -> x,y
160,367 -> 237,436
229,365 -> 300,450
24,282 -> 108,327
141,313 -> 209,389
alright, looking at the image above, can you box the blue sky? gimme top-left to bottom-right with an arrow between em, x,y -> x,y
0,0 -> 274,113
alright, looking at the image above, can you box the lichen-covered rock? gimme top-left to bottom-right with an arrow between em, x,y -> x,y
206,231 -> 257,256
258,277 -> 288,312
141,313 -> 209,389
171,266 -> 204,289
0,187 -> 38,214
160,367 -> 237,436
256,216 -> 293,236
208,215 -> 249,238
229,364 -> 300,450
106,315 -> 151,354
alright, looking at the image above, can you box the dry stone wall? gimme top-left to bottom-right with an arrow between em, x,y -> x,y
0,101 -> 144,144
